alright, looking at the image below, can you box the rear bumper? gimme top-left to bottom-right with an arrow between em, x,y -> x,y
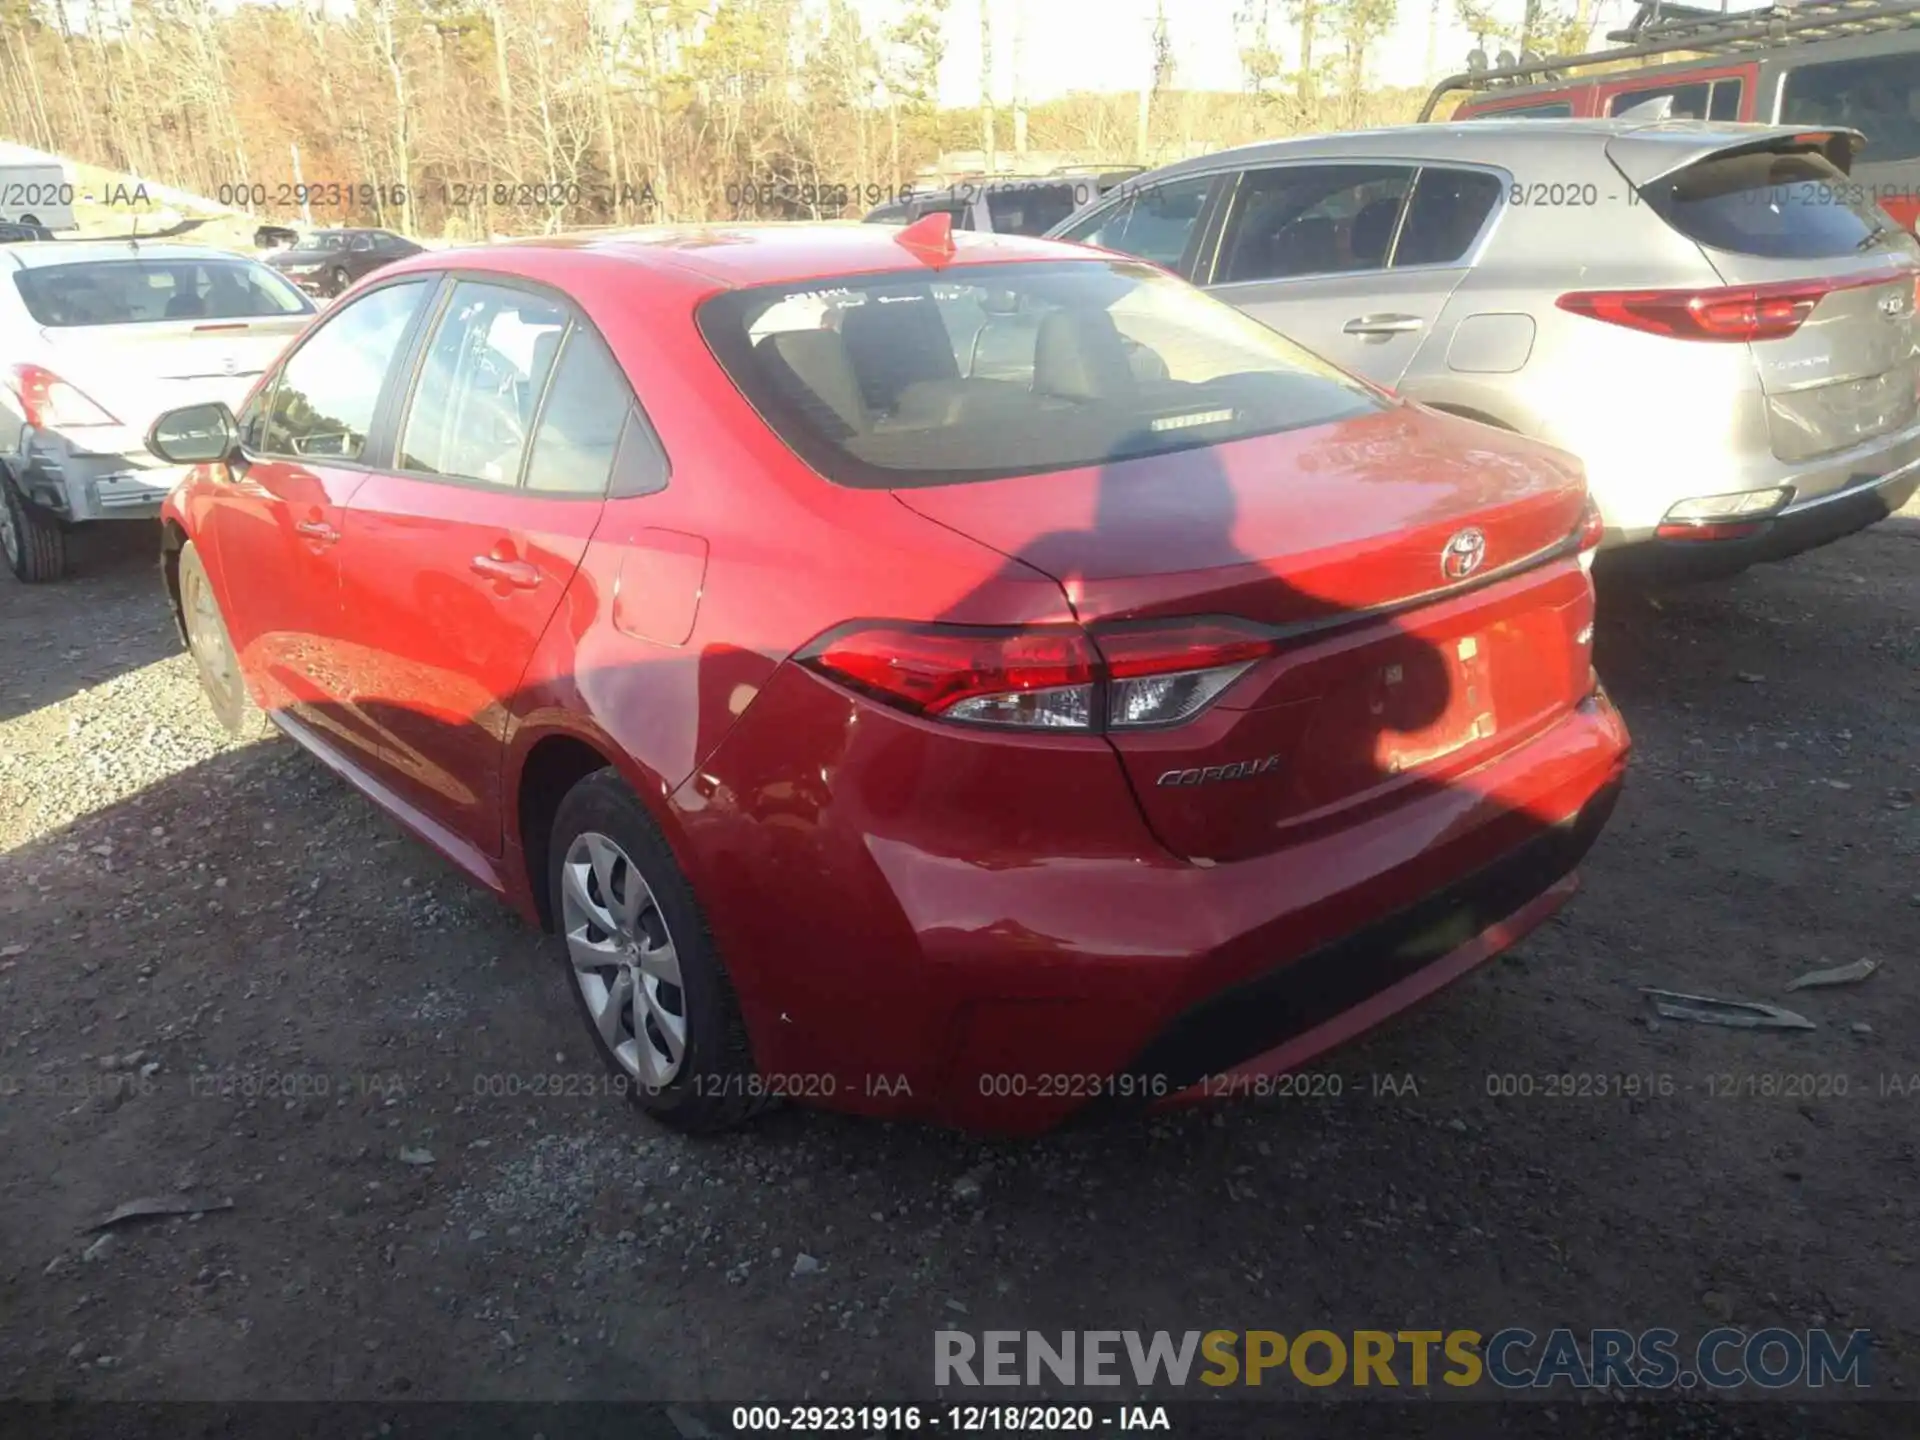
696,670 -> 1632,1135
1597,457 -> 1920,585
13,430 -> 188,523
1121,783 -> 1615,1115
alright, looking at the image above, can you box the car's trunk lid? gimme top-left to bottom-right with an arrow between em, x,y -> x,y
1613,125 -> 1920,470
896,406 -> 1598,862
38,316 -> 310,439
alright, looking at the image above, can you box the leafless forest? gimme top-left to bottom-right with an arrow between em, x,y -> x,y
0,0 -> 1589,236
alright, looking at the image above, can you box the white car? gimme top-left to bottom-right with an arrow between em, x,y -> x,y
0,143 -> 76,232
0,239 -> 316,581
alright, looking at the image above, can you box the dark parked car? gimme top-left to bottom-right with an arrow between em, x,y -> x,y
265,228 -> 423,298
0,219 -> 53,243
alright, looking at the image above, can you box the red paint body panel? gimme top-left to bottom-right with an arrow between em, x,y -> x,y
162,224 -> 1632,1134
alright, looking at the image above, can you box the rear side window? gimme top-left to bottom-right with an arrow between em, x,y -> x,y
13,258 -> 311,327
1393,168 -> 1504,267
1608,78 -> 1743,121
1464,101 -> 1573,119
399,281 -> 569,485
258,279 -> 428,461
1215,165 -> 1414,283
985,184 -> 1080,236
1779,54 -> 1920,163
698,260 -> 1382,489
524,326 -> 633,495
1057,173 -> 1212,269
1640,148 -> 1891,258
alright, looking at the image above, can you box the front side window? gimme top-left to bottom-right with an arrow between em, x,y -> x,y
699,260 -> 1382,489
1608,78 -> 1743,121
1057,173 -> 1212,270
985,184 -> 1080,236
1780,53 -> 1920,162
906,198 -> 974,230
13,258 -> 312,327
1215,165 -> 1415,283
398,281 -> 569,485
258,278 -> 429,461
1464,100 -> 1573,119
350,234 -> 374,252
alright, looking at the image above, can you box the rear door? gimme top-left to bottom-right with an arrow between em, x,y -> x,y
1200,162 -> 1497,389
337,276 -> 626,856
1616,130 -> 1920,477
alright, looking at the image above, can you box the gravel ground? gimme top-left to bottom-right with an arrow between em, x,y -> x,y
0,509 -> 1916,1431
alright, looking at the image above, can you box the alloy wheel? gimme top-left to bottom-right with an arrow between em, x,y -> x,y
182,562 -> 237,702
560,831 -> 688,1088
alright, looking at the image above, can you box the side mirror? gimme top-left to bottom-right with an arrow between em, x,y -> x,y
147,402 -> 239,466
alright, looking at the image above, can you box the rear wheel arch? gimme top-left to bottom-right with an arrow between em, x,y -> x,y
515,732 -> 680,932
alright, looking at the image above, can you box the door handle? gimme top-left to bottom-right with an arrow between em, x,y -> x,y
470,554 -> 542,589
1343,314 -> 1425,336
294,518 -> 339,544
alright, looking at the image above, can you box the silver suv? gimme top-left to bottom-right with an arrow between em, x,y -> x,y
1047,119 -> 1920,582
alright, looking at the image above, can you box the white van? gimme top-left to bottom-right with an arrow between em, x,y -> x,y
0,144 -> 78,233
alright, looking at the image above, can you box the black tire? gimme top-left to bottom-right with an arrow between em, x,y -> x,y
330,266 -> 350,296
548,768 -> 767,1134
0,465 -> 67,583
177,540 -> 276,741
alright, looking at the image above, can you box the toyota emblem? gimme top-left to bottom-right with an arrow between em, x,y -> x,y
1442,527 -> 1487,580
1880,293 -> 1907,318
221,355 -> 238,375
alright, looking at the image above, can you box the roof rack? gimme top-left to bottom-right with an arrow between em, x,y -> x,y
1418,0 -> 1920,120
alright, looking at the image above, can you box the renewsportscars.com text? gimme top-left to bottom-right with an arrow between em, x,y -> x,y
935,1327 -> 1872,1391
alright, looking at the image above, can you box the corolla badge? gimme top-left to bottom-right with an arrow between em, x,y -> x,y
1441,527 -> 1487,581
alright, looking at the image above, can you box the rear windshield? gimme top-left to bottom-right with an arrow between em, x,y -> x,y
697,260 -> 1383,488
14,258 -> 312,327
1638,148 -> 1891,259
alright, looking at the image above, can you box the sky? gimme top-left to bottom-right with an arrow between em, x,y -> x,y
848,0 -> 1646,103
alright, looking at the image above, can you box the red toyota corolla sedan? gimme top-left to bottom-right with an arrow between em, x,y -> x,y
147,218 -> 1630,1135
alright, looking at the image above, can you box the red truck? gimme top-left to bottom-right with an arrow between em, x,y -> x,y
1423,0 -> 1920,232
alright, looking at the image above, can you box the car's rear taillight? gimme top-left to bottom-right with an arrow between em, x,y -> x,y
4,363 -> 118,427
1095,620 -> 1272,730
801,624 -> 1098,730
1556,270 -> 1911,343
1574,494 -> 1605,553
798,618 -> 1274,732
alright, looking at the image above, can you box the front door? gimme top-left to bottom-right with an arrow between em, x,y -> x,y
195,277 -> 435,742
